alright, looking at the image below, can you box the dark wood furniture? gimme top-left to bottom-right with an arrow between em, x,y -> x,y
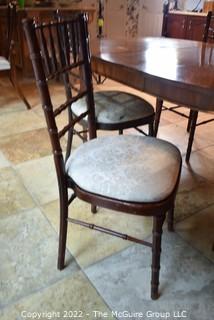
186,11 -> 214,162
23,14 -> 182,300
163,10 -> 214,161
55,11 -> 155,140
203,11 -> 214,41
91,37 -> 214,152
0,3 -> 30,109
0,6 -> 95,76
162,11 -> 209,41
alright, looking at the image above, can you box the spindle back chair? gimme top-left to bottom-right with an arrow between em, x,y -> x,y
0,2 -> 31,109
55,10 -> 155,140
23,14 -> 182,300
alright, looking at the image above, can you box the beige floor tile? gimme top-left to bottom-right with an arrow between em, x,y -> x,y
15,155 -> 59,205
0,271 -> 113,320
183,148 -> 214,183
174,165 -> 214,222
178,165 -> 206,192
0,80 -> 26,115
176,205 -> 214,263
0,128 -> 68,165
158,124 -> 213,154
176,111 -> 214,129
152,104 -> 214,154
0,75 -> 213,315
0,97 -> 26,115
0,128 -> 52,164
175,179 -> 214,222
195,144 -> 214,160
0,167 -> 35,219
0,151 -> 10,168
0,109 -> 46,138
32,105 -> 84,150
42,199 -> 153,268
160,107 -> 189,124
167,166 -> 211,223
85,233 -> 214,318
31,84 -> 67,118
162,107 -> 210,127
0,207 -> 78,308
194,120 -> 214,143
158,123 -> 213,155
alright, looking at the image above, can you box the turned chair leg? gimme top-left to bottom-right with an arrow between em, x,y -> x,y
151,213 -> 166,300
10,46 -> 31,110
91,204 -> 97,214
186,110 -> 198,163
149,121 -> 154,136
58,186 -> 68,270
167,205 -> 174,232
187,109 -> 194,132
154,98 -> 163,137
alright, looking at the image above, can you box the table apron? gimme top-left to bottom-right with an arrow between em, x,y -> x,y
92,58 -> 214,112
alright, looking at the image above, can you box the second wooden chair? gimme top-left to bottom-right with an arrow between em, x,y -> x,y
56,11 -> 155,139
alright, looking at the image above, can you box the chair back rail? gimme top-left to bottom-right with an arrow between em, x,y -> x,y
22,14 -> 97,175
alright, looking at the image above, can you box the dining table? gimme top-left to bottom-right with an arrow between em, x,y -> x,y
91,37 -> 214,135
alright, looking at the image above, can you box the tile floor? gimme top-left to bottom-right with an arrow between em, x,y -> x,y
0,76 -> 214,320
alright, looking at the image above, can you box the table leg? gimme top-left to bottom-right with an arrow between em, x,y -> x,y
154,98 -> 163,137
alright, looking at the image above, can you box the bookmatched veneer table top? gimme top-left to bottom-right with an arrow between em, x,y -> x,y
91,37 -> 214,112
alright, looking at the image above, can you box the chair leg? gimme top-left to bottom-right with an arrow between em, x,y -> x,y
57,185 -> 68,270
185,110 -> 198,163
119,129 -> 123,135
154,98 -> 163,137
167,205 -> 174,232
9,53 -> 31,109
187,109 -> 194,133
82,124 -> 88,142
151,213 -> 166,300
149,121 -> 154,136
91,204 -> 97,214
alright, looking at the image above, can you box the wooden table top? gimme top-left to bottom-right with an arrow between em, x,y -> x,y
91,37 -> 214,111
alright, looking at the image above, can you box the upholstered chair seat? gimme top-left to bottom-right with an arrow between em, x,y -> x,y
0,4 -> 30,109
0,56 -> 10,70
71,91 -> 154,130
66,135 -> 181,203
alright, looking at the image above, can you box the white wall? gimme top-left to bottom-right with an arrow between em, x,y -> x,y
183,0 -> 204,11
103,0 -> 207,40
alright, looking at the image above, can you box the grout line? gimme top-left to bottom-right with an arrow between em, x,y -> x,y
174,231 -> 214,265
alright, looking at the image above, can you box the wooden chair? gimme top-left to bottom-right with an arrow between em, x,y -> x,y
156,11 -> 214,161
55,11 -> 155,139
0,2 -> 31,109
23,14 -> 182,300
186,11 -> 214,162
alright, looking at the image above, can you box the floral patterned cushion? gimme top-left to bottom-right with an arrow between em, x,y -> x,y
0,57 -> 10,71
66,135 -> 181,203
71,91 -> 154,125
